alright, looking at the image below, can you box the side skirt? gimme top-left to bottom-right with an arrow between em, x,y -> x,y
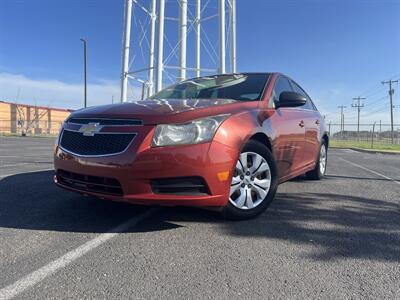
277,162 -> 316,184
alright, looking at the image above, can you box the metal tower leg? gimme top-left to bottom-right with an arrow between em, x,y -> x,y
121,0 -> 133,102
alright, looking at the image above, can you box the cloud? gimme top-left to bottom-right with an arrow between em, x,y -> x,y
0,72 -> 141,110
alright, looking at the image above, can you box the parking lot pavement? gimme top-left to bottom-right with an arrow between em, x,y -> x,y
0,137 -> 54,178
0,136 -> 399,299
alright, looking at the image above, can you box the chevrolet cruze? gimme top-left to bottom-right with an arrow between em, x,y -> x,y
54,73 -> 328,219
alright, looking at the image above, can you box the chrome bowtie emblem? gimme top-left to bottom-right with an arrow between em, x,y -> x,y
79,123 -> 103,136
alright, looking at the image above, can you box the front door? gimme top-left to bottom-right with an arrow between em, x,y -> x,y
270,108 -> 306,178
267,76 -> 306,179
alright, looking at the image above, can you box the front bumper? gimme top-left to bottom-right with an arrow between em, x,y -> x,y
54,125 -> 238,207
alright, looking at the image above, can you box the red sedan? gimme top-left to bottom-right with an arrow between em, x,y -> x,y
54,73 -> 328,219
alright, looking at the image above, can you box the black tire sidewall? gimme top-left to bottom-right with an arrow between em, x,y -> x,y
223,140 -> 278,220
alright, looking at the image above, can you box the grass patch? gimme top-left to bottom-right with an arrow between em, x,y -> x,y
330,140 -> 400,152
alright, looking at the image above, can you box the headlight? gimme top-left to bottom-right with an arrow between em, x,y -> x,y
152,114 -> 229,147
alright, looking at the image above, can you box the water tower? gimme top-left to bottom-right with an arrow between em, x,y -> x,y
120,0 -> 237,102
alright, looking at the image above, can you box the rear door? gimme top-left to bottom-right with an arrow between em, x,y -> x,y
269,76 -> 306,179
289,80 -> 320,166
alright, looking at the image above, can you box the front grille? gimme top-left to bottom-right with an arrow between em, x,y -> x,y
60,130 -> 135,156
56,169 -> 123,196
67,118 -> 142,126
151,177 -> 210,196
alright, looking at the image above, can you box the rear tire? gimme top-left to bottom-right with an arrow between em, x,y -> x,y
222,140 -> 278,220
306,141 -> 327,180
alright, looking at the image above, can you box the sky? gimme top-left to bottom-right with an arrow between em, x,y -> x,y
0,0 -> 399,126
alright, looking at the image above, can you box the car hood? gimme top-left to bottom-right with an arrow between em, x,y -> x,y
70,98 -> 251,125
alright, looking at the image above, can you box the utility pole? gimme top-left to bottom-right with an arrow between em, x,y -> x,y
352,97 -> 365,140
343,113 -> 345,135
80,38 -> 87,108
337,105 -> 346,136
371,121 -> 376,149
381,79 -> 398,143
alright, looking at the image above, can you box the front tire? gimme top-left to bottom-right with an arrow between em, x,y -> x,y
222,140 -> 278,220
306,141 -> 327,180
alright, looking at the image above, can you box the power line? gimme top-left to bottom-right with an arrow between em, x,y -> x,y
362,86 -> 386,99
363,95 -> 387,108
369,106 -> 390,115
358,72 -> 400,98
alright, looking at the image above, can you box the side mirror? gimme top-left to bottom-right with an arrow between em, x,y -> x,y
276,92 -> 307,108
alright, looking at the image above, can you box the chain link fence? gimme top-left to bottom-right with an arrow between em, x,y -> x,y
0,119 -> 63,136
328,123 -> 400,149
0,101 -> 71,137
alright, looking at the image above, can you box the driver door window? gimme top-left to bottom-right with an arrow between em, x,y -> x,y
290,80 -> 314,110
271,77 -> 293,105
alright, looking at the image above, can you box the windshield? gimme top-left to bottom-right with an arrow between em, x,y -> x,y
150,73 -> 270,101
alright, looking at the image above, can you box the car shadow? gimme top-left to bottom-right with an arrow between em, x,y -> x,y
1,170 -> 399,262
148,193 -> 400,262
219,192 -> 400,262
0,170 -> 182,233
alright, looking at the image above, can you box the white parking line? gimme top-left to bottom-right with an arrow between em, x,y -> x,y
0,207 -> 160,300
339,158 -> 400,186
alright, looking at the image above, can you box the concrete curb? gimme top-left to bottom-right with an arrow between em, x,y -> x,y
330,146 -> 400,155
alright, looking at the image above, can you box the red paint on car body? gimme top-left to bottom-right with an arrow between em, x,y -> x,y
54,73 -> 328,207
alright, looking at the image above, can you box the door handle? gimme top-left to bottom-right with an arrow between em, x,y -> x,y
315,119 -> 320,125
299,120 -> 305,128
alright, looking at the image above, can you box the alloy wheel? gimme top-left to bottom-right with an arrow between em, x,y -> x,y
229,152 -> 271,210
319,144 -> 327,174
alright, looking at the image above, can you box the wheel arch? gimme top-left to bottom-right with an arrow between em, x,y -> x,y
248,132 -> 273,153
322,133 -> 329,147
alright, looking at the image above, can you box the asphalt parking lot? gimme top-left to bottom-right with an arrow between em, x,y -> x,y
0,136 -> 399,299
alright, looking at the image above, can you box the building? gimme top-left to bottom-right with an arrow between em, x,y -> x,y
0,101 -> 72,135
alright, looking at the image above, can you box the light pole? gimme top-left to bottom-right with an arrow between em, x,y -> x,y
80,38 -> 87,108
